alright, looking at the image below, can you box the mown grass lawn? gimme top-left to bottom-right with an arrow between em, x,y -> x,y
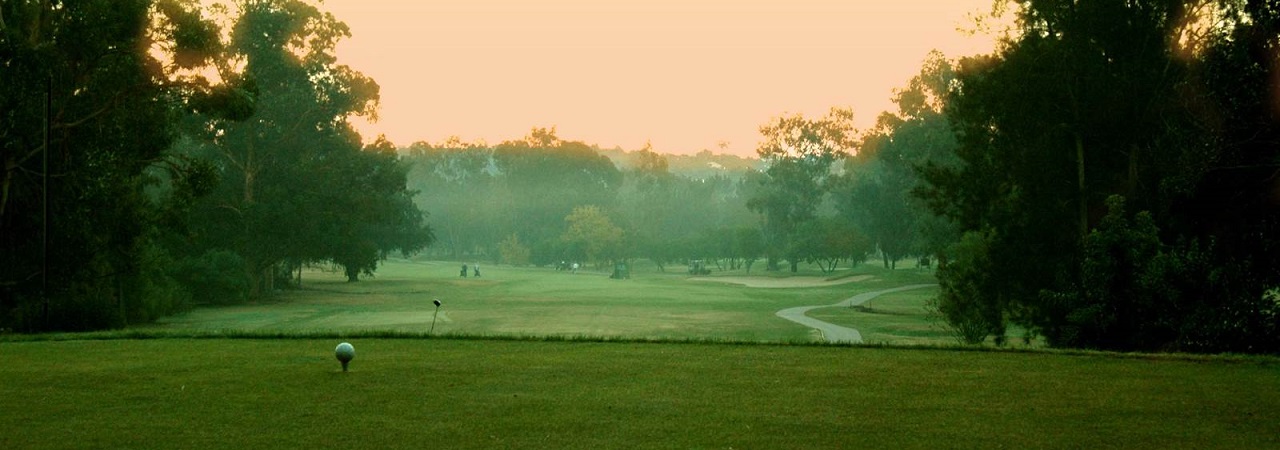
2,338 -> 1276,449
153,259 -> 938,343
807,286 -> 955,346
35,259 -> 1271,448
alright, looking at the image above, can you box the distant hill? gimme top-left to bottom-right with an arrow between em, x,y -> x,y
598,147 -> 761,180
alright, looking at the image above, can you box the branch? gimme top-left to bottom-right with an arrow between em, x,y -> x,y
52,100 -> 118,130
216,202 -> 243,217
28,0 -> 50,45
13,142 -> 46,170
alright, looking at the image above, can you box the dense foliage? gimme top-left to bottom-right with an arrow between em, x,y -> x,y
173,0 -> 432,291
1,0 -> 430,331
1,0 -> 222,331
919,0 -> 1280,353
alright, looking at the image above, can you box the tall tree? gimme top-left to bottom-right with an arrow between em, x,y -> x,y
1153,0 -> 1280,352
492,129 -> 621,264
747,107 -> 856,271
792,217 -> 871,273
923,0 -> 1280,352
403,138 -> 495,259
561,205 -> 624,266
180,0 -> 424,295
0,0 -> 227,330
617,143 -> 680,270
836,52 -> 960,269
924,0 -> 1195,346
322,136 -> 434,282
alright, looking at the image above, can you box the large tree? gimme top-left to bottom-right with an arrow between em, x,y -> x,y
923,0 -> 1280,352
0,0 -> 229,330
747,107 -> 856,271
403,138 -> 496,259
322,137 -> 434,282
561,205 -> 624,266
616,144 -> 678,270
491,128 -> 621,264
179,0 -> 428,294
836,52 -> 960,269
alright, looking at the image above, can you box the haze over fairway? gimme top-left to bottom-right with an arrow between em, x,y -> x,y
154,259 -> 951,345
322,0 -> 1001,155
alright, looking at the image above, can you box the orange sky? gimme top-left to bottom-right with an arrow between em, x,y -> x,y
322,0 -> 1000,156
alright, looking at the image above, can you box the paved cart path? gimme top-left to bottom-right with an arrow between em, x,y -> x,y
775,284 -> 937,343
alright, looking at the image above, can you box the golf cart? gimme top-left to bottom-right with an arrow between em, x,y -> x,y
688,259 -> 711,275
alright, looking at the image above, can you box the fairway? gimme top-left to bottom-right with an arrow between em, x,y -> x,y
808,285 -> 956,345
1,338 -> 1276,449
33,258 -> 1271,449
155,259 -> 942,343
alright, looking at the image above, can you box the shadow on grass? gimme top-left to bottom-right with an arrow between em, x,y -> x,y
3,329 -> 1276,365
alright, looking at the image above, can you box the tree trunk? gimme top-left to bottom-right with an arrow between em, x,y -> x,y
1076,133 -> 1087,238
242,140 -> 256,205
1127,143 -> 1139,198
1,158 -> 13,222
246,264 -> 259,298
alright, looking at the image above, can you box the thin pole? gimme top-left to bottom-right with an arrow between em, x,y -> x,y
41,74 -> 50,330
429,299 -> 441,334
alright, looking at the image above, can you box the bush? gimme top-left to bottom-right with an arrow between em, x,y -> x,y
934,229 -> 1006,344
1041,196 -> 1280,353
498,234 -> 531,266
125,241 -> 192,324
173,250 -> 249,305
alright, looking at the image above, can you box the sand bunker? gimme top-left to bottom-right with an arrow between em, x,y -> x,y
688,275 -> 873,288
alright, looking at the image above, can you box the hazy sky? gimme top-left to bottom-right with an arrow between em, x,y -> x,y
322,0 -> 1000,156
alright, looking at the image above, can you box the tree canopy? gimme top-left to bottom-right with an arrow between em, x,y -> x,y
1,0 -> 431,331
1,0 -> 227,330
919,0 -> 1280,352
747,107 -> 857,272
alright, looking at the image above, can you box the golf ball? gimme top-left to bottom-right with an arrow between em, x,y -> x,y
335,342 -> 355,363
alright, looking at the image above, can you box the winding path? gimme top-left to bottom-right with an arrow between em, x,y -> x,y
775,284 -> 937,344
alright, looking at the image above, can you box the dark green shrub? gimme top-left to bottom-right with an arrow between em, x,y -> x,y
174,250 -> 249,305
934,229 -> 1006,344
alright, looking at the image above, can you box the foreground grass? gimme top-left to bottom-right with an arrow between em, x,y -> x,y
2,338 -> 1276,449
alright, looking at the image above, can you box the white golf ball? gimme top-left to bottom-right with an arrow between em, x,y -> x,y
335,342 -> 355,363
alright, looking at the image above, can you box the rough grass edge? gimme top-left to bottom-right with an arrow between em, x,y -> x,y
1,329 -> 1275,365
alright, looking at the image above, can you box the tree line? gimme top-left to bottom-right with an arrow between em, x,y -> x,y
1,0 -> 888,334
401,130 -> 765,271
402,122 -> 926,277
0,0 -> 430,332
3,0 -> 1277,354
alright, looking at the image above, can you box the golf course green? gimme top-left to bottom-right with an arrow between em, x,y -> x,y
153,258 -> 952,344
5,259 -> 1276,448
